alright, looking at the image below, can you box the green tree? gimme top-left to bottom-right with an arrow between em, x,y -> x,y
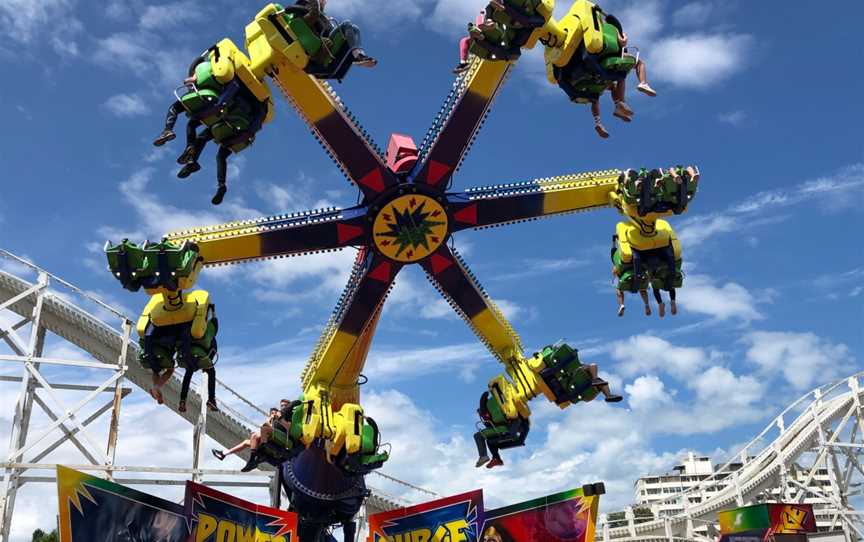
31,528 -> 59,542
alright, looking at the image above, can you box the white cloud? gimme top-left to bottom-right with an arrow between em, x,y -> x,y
102,93 -> 151,118
365,343 -> 489,383
743,331 -> 855,390
329,0 -> 431,27
625,375 -> 670,410
649,33 -> 753,89
363,388 -> 683,511
608,335 -> 711,378
672,2 -> 714,27
717,110 -> 747,126
678,274 -> 763,322
140,1 -> 199,31
679,163 -> 864,246
0,0 -> 82,56
426,0 -> 486,37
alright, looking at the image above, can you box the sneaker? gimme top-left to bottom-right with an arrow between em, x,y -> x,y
594,121 -> 610,139
212,449 -> 226,461
486,458 -> 504,469
686,166 -> 700,184
240,452 -> 259,473
149,388 -> 164,405
658,302 -> 666,318
617,304 -> 625,317
211,185 -> 227,205
613,107 -> 633,123
153,130 -> 176,147
637,83 -> 657,97
177,162 -> 201,179
453,62 -> 470,75
615,100 -> 633,116
605,394 -> 624,403
352,51 -> 377,68
178,400 -> 186,413
476,456 -> 490,468
206,399 -> 219,412
177,145 -> 197,165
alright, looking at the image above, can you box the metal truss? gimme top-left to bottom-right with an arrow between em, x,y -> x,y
599,373 -> 864,542
0,251 -> 408,541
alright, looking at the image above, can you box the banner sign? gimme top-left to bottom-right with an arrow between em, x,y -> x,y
481,487 -> 600,542
184,481 -> 298,542
366,490 -> 484,542
719,504 -> 816,538
57,465 -> 189,542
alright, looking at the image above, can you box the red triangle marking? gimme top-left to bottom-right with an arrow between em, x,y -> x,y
429,253 -> 453,275
358,169 -> 385,193
336,223 -> 364,244
453,204 -> 478,225
381,240 -> 391,246
409,198 -> 417,208
383,213 -> 392,222
368,261 -> 392,282
426,160 -> 451,186
431,236 -> 439,243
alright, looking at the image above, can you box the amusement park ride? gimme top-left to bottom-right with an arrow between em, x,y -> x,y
102,0 -> 700,539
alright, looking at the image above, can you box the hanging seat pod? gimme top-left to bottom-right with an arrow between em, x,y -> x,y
537,342 -> 599,404
478,390 -> 529,450
176,58 -> 271,154
335,415 -> 390,475
469,0 -> 551,61
267,3 -> 358,80
554,11 -> 637,104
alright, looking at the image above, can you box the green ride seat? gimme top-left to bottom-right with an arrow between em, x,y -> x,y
338,417 -> 389,475
258,424 -> 301,467
538,343 -> 598,404
105,240 -> 148,291
612,247 -> 649,293
649,259 -> 683,291
106,240 -> 200,292
179,318 -> 218,371
273,5 -> 354,80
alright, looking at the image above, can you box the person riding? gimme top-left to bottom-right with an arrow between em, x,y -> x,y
175,83 -> 270,205
152,55 -> 209,148
212,407 -> 279,463
473,391 -> 528,470
612,250 -> 651,317
588,13 -> 656,138
294,0 -> 377,67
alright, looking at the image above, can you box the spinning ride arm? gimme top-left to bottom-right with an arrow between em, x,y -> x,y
297,248 -> 400,456
164,206 -> 368,266
420,245 -> 556,421
243,5 -> 400,202
448,169 -> 623,231
410,59 -> 512,189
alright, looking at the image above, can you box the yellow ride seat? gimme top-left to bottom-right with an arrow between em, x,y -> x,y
615,220 -> 681,264
544,0 -> 606,83
136,290 -> 212,340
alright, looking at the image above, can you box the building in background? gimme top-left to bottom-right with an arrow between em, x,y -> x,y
617,453 -> 838,538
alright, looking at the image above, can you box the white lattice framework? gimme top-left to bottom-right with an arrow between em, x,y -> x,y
0,250 -> 421,542
598,373 -> 864,542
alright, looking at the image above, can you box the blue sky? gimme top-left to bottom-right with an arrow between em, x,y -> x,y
0,0 -> 862,539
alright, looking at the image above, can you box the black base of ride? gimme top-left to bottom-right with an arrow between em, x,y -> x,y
280,444 -> 369,542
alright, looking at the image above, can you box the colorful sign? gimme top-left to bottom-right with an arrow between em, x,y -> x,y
719,504 -> 816,538
184,481 -> 298,542
481,487 -> 600,542
366,490 -> 484,542
57,465 -> 189,542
